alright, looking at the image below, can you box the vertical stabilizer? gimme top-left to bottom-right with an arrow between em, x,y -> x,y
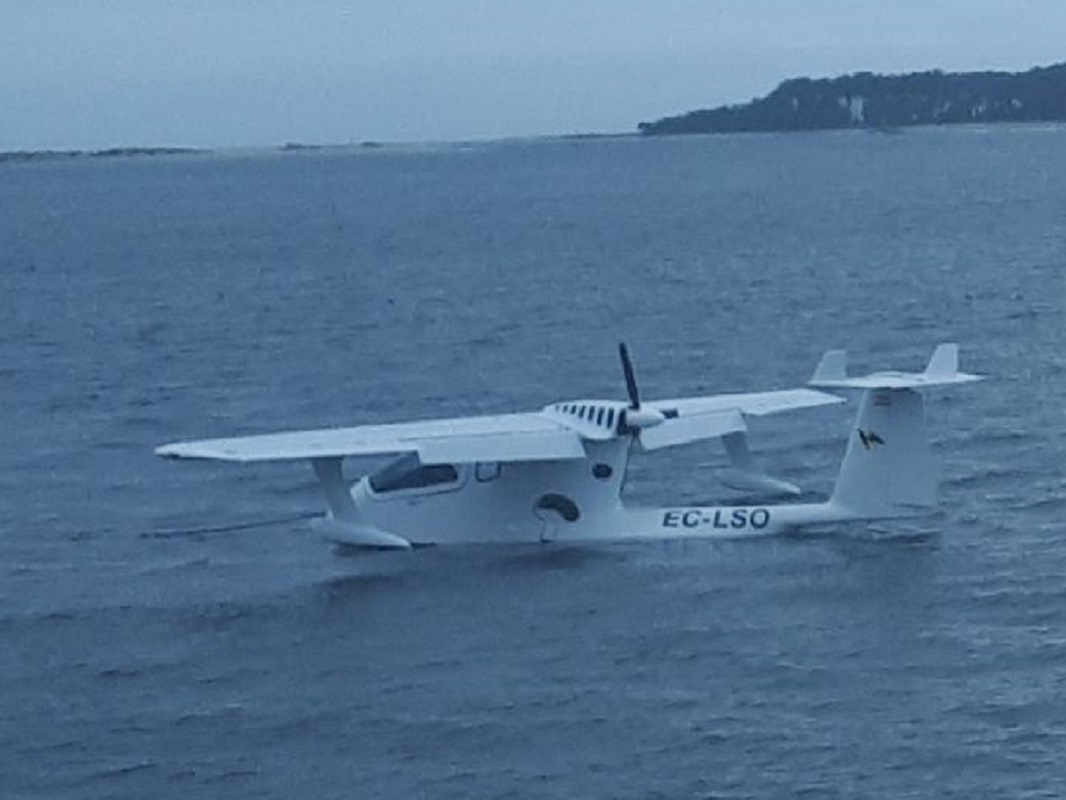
810,349 -> 848,385
924,343 -> 959,379
830,388 -> 936,517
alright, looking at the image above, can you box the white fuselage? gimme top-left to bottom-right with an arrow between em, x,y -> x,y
322,439 -> 862,547
347,439 -> 631,545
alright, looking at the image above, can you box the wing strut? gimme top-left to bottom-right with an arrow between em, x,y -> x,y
311,457 -> 359,520
309,457 -> 412,549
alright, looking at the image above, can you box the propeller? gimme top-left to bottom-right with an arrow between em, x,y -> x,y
616,342 -> 665,434
620,342 -> 640,409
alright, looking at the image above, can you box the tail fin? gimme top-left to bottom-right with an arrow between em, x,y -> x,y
810,349 -> 848,385
808,341 -> 983,391
810,343 -> 984,520
923,343 -> 959,380
830,388 -> 936,517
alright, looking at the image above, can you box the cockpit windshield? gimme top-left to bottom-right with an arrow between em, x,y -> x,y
368,453 -> 459,494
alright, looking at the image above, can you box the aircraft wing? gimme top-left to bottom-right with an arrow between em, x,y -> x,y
155,412 -> 586,465
634,388 -> 843,452
651,388 -> 845,418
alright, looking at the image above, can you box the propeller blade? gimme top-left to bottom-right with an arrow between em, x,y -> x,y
619,342 -> 640,409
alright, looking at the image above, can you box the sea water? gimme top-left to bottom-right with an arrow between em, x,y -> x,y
1,128 -> 1065,798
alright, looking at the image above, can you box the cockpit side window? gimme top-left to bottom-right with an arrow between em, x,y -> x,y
369,453 -> 459,493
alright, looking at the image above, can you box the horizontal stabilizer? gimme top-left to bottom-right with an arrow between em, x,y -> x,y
808,343 -> 984,391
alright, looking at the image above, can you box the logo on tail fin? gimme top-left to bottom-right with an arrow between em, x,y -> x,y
858,428 -> 885,450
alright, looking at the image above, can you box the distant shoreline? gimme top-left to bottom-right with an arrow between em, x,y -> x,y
638,62 -> 1066,136
4,113 -> 1065,167
0,136 -> 636,166
0,146 -> 205,165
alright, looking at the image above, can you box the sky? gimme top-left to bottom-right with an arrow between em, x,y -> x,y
3,0 -> 1065,150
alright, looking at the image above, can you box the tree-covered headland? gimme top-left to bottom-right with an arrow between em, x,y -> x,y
639,63 -> 1066,135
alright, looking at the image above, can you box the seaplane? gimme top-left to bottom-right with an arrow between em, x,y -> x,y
156,343 -> 982,550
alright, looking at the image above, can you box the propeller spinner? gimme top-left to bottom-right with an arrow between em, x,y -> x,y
617,343 -> 666,433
